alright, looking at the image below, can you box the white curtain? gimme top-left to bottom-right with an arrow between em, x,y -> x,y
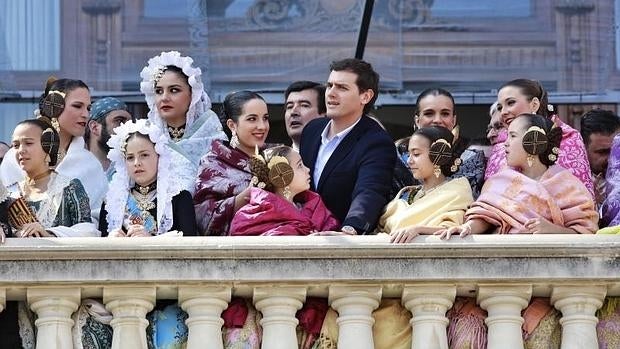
1,0 -> 60,71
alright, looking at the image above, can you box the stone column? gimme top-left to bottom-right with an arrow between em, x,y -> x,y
27,287 -> 81,349
179,286 -> 231,349
477,284 -> 532,349
328,285 -> 382,349
402,285 -> 456,349
551,285 -> 606,349
103,286 -> 156,349
0,288 -> 5,313
254,286 -> 306,349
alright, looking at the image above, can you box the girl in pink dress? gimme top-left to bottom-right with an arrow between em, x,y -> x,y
230,145 -> 339,236
485,79 -> 594,197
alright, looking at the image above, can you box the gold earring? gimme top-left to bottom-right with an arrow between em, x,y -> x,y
433,165 -> 441,178
51,118 -> 60,133
527,154 -> 534,167
283,186 -> 291,200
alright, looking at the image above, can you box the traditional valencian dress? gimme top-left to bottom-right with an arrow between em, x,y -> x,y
140,51 -> 227,194
230,188 -> 339,236
398,141 -> 486,198
447,164 -> 598,349
484,116 -> 595,197
2,173 -> 96,349
74,119 -> 196,349
316,177 -> 474,349
380,177 -> 474,233
1,136 -> 107,224
194,139 -> 253,236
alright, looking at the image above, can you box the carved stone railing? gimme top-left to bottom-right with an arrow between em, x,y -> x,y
0,234 -> 618,349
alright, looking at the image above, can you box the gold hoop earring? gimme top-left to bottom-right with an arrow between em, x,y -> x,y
433,165 -> 441,178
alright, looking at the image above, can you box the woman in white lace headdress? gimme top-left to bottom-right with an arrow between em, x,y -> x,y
98,118 -> 196,237
140,51 -> 227,176
75,119 -> 197,349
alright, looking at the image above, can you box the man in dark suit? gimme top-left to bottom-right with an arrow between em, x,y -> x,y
299,58 -> 396,235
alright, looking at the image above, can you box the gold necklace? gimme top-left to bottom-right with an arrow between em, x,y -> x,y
167,124 -> 186,142
134,182 -> 156,196
132,189 -> 156,212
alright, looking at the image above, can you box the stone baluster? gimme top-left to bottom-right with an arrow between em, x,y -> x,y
478,284 -> 532,349
104,286 -> 156,349
27,287 -> 80,349
179,286 -> 231,349
254,286 -> 306,349
551,285 -> 606,349
0,288 -> 5,313
328,285 -> 382,349
402,285 -> 456,349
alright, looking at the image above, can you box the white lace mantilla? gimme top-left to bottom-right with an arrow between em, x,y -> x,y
106,119 -> 185,235
140,50 -> 214,133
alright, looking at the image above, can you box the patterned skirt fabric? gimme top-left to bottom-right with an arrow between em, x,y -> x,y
222,300 -> 262,349
597,297 -> 620,349
147,302 -> 188,349
312,299 -> 412,349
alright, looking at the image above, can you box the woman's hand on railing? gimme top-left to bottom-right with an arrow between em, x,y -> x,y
390,227 -> 420,243
18,222 -> 52,238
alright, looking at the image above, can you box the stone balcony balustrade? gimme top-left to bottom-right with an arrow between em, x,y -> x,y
0,234 -> 618,349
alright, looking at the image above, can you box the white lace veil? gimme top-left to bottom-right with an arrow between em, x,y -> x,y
140,51 -> 212,132
106,119 -> 182,235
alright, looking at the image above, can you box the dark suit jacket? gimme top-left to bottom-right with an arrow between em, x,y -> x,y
299,115 -> 396,234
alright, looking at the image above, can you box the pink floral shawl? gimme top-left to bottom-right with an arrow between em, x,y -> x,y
230,188 -> 339,236
194,140 -> 252,235
468,165 -> 598,234
484,116 -> 594,197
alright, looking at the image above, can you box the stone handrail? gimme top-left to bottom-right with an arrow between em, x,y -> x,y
1,234 -> 618,349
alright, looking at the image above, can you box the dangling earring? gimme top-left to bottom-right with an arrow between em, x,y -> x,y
433,165 -> 441,178
230,131 -> 240,149
527,154 -> 534,168
282,186 -> 291,200
45,154 -> 51,165
51,118 -> 60,133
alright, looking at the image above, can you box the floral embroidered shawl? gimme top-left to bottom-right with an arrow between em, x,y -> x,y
468,165 -> 598,234
379,177 -> 473,233
194,140 -> 252,235
230,188 -> 339,236
602,133 -> 620,227
484,116 -> 594,197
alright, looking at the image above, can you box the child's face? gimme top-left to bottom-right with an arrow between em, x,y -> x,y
12,123 -> 48,176
124,134 -> 159,186
407,134 -> 435,181
285,151 -> 310,197
504,117 -> 528,168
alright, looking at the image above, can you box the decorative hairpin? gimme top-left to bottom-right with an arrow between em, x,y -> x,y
522,126 -> 548,155
429,139 -> 453,166
153,66 -> 167,86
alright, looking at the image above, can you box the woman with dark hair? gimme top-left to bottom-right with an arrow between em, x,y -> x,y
312,126 -> 475,349
194,90 -> 270,236
140,51 -> 227,181
409,88 -> 486,198
6,119 -> 95,238
437,114 -> 597,349
485,78 -> 594,196
381,126 -> 474,243
0,78 -> 107,222
440,114 -> 597,238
